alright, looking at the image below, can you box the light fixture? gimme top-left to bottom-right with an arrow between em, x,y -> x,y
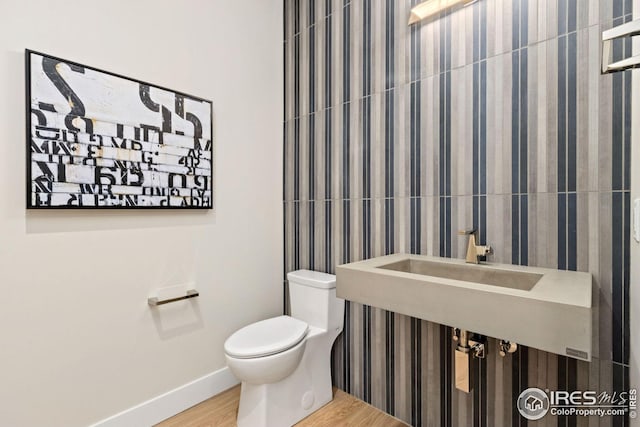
408,0 -> 475,25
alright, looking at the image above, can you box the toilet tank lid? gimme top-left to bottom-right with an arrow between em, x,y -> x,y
287,270 -> 336,289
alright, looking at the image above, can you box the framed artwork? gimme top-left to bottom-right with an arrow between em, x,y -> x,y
26,50 -> 213,209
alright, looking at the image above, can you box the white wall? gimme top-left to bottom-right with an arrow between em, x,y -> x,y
632,1 -> 639,425
0,1 -> 283,426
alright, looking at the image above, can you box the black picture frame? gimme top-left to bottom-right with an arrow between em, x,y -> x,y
26,49 -> 214,210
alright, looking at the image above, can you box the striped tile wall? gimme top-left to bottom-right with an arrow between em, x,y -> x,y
284,0 -> 633,425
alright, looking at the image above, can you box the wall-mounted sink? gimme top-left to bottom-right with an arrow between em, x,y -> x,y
336,254 -> 593,361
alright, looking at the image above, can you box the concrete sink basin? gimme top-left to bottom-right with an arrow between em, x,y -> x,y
336,254 -> 593,361
379,258 -> 543,291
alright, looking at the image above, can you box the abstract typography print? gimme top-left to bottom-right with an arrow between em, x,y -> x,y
27,51 -> 213,208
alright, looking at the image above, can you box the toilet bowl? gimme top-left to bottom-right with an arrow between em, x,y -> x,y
225,315 -> 308,385
224,270 -> 345,427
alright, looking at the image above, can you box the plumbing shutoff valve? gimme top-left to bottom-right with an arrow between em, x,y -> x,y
499,340 -> 518,357
470,340 -> 486,359
452,329 -> 518,393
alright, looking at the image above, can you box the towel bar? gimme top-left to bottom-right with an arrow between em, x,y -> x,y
602,19 -> 640,74
148,289 -> 199,306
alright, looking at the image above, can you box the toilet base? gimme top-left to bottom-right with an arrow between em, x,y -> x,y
236,327 -> 338,427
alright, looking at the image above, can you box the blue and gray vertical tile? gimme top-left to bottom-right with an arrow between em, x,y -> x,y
284,0 -> 632,425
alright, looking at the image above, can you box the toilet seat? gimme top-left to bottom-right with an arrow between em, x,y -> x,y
224,316 -> 308,359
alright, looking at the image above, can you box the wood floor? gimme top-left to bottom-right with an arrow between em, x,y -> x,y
156,386 -> 408,427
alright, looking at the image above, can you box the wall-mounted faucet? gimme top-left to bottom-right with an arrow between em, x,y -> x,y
458,229 -> 491,264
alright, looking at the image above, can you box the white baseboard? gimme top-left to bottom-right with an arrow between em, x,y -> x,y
89,367 -> 239,427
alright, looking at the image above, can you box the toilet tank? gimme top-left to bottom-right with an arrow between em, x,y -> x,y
287,270 -> 345,332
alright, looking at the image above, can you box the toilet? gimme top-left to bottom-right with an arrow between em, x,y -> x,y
224,270 -> 345,427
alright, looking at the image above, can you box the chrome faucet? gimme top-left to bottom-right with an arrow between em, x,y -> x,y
458,229 -> 491,264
